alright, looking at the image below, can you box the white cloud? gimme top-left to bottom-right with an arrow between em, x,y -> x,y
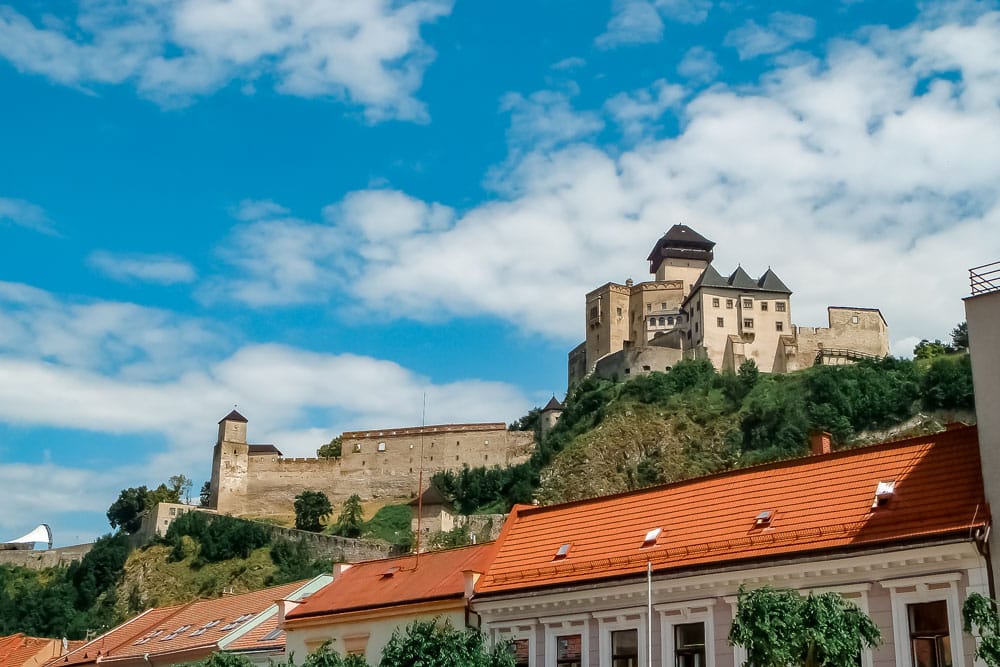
500,89 -> 605,152
605,79 -> 686,139
596,0 -> 711,48
551,56 -> 586,71
724,12 -> 817,60
212,8 -> 1000,353
0,0 -> 452,120
88,250 -> 196,285
232,199 -> 291,222
0,197 -> 57,235
677,46 -> 720,83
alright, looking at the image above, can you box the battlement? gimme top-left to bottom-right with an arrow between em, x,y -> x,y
342,422 -> 507,439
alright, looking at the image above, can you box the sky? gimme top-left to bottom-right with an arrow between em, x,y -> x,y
1,0 -> 999,547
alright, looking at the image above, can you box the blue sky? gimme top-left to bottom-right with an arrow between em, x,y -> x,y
2,0 -> 999,546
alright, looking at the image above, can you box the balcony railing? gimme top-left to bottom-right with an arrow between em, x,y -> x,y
971,261 -> 1000,296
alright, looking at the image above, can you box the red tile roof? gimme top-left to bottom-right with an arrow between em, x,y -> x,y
52,582 -> 305,667
0,635 -> 61,667
478,425 -> 987,594
286,543 -> 496,621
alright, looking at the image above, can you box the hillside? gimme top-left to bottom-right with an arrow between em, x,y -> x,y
435,353 -> 975,509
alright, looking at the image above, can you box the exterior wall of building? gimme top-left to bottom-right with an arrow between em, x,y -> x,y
0,543 -> 92,570
212,423 -> 534,519
687,288 -> 792,373
585,284 -> 631,375
476,542 -> 986,667
138,502 -> 202,538
653,257 -> 709,289
286,603 -> 467,666
795,308 -> 889,367
632,281 -> 685,344
965,287 -> 1000,591
592,346 -> 685,381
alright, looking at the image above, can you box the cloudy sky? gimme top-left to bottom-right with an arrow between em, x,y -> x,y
2,0 -> 999,546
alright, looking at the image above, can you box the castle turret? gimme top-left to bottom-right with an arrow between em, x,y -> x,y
539,396 -> 565,440
209,409 -> 250,513
646,224 -> 715,291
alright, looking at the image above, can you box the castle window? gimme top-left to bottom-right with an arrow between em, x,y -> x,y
484,455 -> 488,461
616,307 -> 622,317
590,306 -> 598,319
377,442 -> 386,452
456,455 -> 460,460
430,456 -> 433,461
649,317 -> 656,326
712,297 -> 720,307
726,299 -> 733,309
646,303 -> 652,312
743,298 -> 753,309
776,301 -> 786,312
658,317 -> 665,326
852,315 -> 860,324
694,322 -> 699,333
717,317 -> 724,327
744,318 -> 754,329
170,508 -> 176,516
362,460 -> 365,466
667,316 -> 674,325
760,301 -> 768,311
661,302 -> 666,309
776,321 -> 784,332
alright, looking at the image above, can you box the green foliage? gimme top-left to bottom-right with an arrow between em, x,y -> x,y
318,436 -> 343,459
361,504 -> 413,548
508,407 -> 541,433
730,586 -> 880,667
107,486 -> 150,534
291,642 -> 371,667
952,321 -> 969,349
295,490 -> 334,532
329,494 -> 364,537
428,525 -> 472,550
164,512 -> 271,564
914,339 -> 954,359
192,652 -> 255,667
169,474 -> 194,504
921,355 -> 975,410
378,619 -> 515,667
267,539 -> 331,586
963,592 -> 1000,666
200,481 -> 211,507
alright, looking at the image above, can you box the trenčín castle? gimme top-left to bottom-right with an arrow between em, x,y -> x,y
208,411 -> 534,517
568,225 -> 890,386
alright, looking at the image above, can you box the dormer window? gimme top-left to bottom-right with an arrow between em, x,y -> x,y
554,543 -> 571,560
873,481 -> 896,508
642,527 -> 662,548
754,510 -> 774,527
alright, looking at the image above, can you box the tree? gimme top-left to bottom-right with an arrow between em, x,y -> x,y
295,642 -> 370,667
378,619 -> 515,667
107,486 -> 149,534
295,491 -> 334,532
146,483 -> 181,507
914,338 -> 953,360
963,592 -> 1000,666
952,321 -> 969,349
200,481 -> 212,507
193,652 -> 254,667
729,586 -> 880,667
332,494 -> 364,537
318,436 -> 343,459
169,474 -> 194,504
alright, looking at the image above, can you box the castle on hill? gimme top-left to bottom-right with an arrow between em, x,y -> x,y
208,410 -> 534,517
568,225 -> 890,385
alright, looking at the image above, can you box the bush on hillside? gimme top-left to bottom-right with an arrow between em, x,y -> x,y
164,512 -> 271,564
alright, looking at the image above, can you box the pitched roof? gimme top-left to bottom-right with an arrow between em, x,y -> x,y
757,268 -> 792,294
647,225 -> 715,274
248,444 -> 283,456
219,410 -> 248,424
0,635 -> 61,667
477,426 -> 986,595
542,397 -> 564,412
727,266 -> 758,290
285,543 -> 497,621
54,582 -> 307,667
690,264 -> 728,290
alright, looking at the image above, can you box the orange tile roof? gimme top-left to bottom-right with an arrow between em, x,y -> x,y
478,425 -> 988,594
286,543 -> 496,621
0,635 -> 60,667
52,581 -> 306,667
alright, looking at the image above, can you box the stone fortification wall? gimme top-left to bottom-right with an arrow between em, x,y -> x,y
223,423 -> 534,518
593,346 -> 685,382
795,307 -> 889,367
0,543 -> 93,570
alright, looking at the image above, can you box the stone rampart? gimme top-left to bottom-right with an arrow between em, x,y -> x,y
0,543 -> 93,570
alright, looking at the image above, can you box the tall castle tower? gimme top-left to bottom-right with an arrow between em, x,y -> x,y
209,409 -> 249,514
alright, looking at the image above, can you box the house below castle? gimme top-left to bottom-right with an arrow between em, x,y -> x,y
568,225 -> 889,386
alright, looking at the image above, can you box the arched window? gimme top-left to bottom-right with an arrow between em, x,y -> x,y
658,317 -> 665,326
649,317 -> 656,326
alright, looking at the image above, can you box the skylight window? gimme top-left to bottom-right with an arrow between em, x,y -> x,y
554,543 -> 571,560
641,528 -> 662,548
190,620 -> 221,637
133,630 -> 163,646
754,510 -> 774,527
219,614 -> 255,631
260,628 -> 284,642
872,480 -> 896,508
161,625 -> 192,641
381,566 -> 400,578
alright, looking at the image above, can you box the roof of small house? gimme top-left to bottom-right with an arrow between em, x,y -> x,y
53,581 -> 307,667
285,543 -> 496,621
0,635 -> 61,667
248,444 -> 283,456
542,396 -> 564,412
477,425 -> 986,595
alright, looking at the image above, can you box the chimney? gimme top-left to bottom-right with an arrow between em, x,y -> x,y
332,562 -> 352,580
809,431 -> 832,456
462,570 -> 482,599
277,598 -> 300,626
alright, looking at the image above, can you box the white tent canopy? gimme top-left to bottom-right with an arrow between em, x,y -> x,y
2,524 -> 52,550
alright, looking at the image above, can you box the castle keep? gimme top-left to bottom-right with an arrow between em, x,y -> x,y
209,410 -> 534,517
568,225 -> 889,385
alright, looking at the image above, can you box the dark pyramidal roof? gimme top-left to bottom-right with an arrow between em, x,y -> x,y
542,396 -> 564,412
647,224 -> 715,274
219,409 -> 248,424
690,263 -> 792,295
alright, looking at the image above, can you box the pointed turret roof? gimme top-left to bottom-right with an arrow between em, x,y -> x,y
757,267 -> 792,294
542,396 -> 564,412
727,266 -> 758,289
218,409 -> 248,424
647,224 -> 715,275
691,263 -> 728,290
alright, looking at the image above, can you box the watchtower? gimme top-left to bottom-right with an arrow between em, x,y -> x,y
209,409 -> 249,514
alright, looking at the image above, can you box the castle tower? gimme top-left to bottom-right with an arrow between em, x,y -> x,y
539,396 -> 565,440
646,224 -> 715,292
209,409 -> 249,514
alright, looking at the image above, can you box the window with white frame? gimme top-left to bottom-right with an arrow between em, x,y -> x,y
544,616 -> 589,667
494,625 -> 535,667
611,630 -> 638,667
597,611 -> 646,667
884,573 -> 965,667
658,599 -> 715,667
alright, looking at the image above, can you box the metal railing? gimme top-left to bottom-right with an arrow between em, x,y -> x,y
970,261 -> 1000,296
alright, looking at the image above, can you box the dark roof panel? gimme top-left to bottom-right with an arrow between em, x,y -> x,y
542,397 -> 564,412
248,444 -> 282,456
727,266 -> 758,289
218,410 -> 248,424
647,225 -> 715,274
757,268 -> 792,294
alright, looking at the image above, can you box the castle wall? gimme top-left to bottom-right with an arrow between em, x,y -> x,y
0,543 -> 93,570
794,307 -> 889,366
216,425 -> 535,518
592,346 -> 685,381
